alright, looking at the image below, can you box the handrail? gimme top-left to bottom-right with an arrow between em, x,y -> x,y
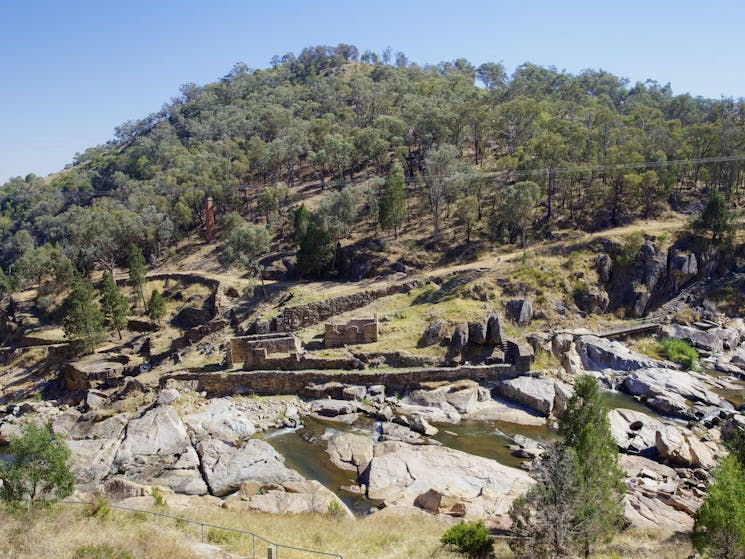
55,499 -> 344,559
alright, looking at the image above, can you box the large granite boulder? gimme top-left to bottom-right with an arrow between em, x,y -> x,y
66,412 -> 129,484
668,251 -> 698,292
422,320 -> 446,347
322,430 -> 375,475
507,299 -> 533,326
659,324 -> 723,353
655,426 -> 719,469
486,312 -> 504,346
365,441 -> 533,520
450,323 -> 468,354
576,335 -> 664,371
197,438 -> 302,497
112,405 -> 207,495
223,480 -> 353,518
184,398 -> 256,444
496,376 -> 559,416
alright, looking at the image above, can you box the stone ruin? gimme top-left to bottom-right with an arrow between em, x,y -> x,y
324,316 -> 378,348
226,332 -> 301,368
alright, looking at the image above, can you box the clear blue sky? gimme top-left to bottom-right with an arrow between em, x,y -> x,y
2,0 -> 744,181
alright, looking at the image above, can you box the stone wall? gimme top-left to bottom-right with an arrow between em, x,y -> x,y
325,317 -> 378,347
226,333 -> 301,366
162,363 -> 518,396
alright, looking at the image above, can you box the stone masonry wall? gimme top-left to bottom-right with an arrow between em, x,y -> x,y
162,363 -> 518,396
325,317 -> 378,347
226,333 -> 301,366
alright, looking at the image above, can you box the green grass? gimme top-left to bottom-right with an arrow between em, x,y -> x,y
658,338 -> 698,370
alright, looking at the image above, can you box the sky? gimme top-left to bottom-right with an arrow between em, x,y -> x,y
1,0 -> 745,181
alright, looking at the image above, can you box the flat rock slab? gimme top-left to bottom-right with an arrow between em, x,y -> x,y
184,398 -> 256,444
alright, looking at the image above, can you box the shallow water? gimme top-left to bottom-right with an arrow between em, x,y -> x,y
705,370 -> 745,408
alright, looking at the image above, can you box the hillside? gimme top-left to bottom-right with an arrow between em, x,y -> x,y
1,44 -> 745,559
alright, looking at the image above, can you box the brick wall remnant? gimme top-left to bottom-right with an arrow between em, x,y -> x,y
226,333 -> 301,367
324,316 -> 378,348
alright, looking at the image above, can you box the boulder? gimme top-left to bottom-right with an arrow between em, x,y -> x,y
486,312 -> 504,346
622,367 -> 724,416
668,251 -> 698,292
309,399 -> 359,417
624,490 -> 694,533
507,299 -> 533,326
574,285 -> 609,315
659,324 -> 723,353
595,253 -> 612,283
365,441 -> 534,520
608,408 -> 663,455
411,416 -> 439,437
198,438 -> 302,497
223,480 -> 353,518
322,430 -> 375,475
496,376 -> 557,416
379,422 -> 428,445
450,323 -> 468,354
157,389 -> 180,405
113,405 -> 207,494
468,322 -> 487,345
403,380 -> 481,415
708,327 -> 741,351
576,335 -> 666,371
422,320 -> 446,347
414,489 -> 467,517
655,426 -> 719,469
184,399 -> 256,444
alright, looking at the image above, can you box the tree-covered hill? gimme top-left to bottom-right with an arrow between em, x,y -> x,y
2,43 -> 744,292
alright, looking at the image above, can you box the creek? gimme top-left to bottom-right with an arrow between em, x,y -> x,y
259,389 -> 663,514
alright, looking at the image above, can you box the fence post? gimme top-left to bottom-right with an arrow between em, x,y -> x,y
267,548 -> 273,559
201,523 -> 205,543
252,534 -> 256,559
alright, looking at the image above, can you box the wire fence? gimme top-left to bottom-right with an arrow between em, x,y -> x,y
57,499 -> 344,559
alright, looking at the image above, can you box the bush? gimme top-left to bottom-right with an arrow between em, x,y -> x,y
615,231 -> 644,268
440,521 -> 494,559
73,545 -> 133,559
0,422 -> 74,506
659,338 -> 698,370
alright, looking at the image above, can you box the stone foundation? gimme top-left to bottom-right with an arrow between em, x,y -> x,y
325,316 -> 378,347
226,333 -> 301,367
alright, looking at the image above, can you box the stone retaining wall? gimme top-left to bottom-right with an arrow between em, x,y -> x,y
325,317 -> 378,347
161,363 -> 517,396
226,333 -> 301,366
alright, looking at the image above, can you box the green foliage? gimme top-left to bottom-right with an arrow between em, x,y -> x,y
380,161 -> 407,238
326,499 -> 344,517
558,375 -> 625,557
615,231 -> 645,268
87,494 -> 111,519
658,337 -> 698,370
292,204 -> 311,245
151,486 -> 167,508
127,244 -> 147,310
296,218 -> 334,277
0,422 -> 74,506
220,222 -> 271,277
63,276 -> 105,354
455,195 -> 479,243
207,527 -> 242,546
697,188 -> 735,244
99,271 -> 129,338
509,444 -> 581,558
146,289 -> 166,324
693,455 -> 745,558
73,545 -> 134,559
491,181 -> 540,247
440,521 -> 494,559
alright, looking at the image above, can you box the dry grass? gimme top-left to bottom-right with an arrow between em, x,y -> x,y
0,504 -> 694,559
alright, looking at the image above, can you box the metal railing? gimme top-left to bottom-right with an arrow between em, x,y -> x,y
58,499 -> 344,559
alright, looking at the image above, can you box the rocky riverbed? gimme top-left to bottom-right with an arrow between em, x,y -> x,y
1,317 -> 744,535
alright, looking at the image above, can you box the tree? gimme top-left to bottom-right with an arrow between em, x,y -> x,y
63,276 -> 105,354
558,375 -> 625,558
455,195 -> 479,243
424,144 -> 460,244
220,222 -> 271,291
127,244 -> 147,310
509,444 -> 581,559
99,271 -> 129,339
292,204 -> 311,245
693,455 -> 745,558
296,218 -> 334,277
146,289 -> 166,324
379,162 -> 407,238
0,422 -> 74,507
697,188 -> 734,243
492,181 -> 541,247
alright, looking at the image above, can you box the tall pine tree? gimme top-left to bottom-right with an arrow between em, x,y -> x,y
99,271 -> 129,339
63,276 -> 104,354
127,244 -> 147,311
559,375 -> 625,558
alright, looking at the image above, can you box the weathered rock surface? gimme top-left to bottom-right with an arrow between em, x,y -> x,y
576,335 -> 664,371
655,426 -> 719,469
365,441 -> 533,520
322,429 -> 375,475
198,438 -> 302,497
112,405 -> 207,495
184,398 -> 256,444
507,299 -> 533,326
223,480 -> 353,518
622,367 -> 725,417
486,312 -> 504,346
449,323 -> 468,354
608,408 -> 663,455
659,324 -> 723,353
468,321 -> 487,345
422,320 -> 446,347
496,376 -> 569,416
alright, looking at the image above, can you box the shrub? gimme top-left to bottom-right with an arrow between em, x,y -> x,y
73,545 -> 133,559
659,338 -> 698,370
440,521 -> 494,559
615,231 -> 644,268
151,486 -> 167,508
